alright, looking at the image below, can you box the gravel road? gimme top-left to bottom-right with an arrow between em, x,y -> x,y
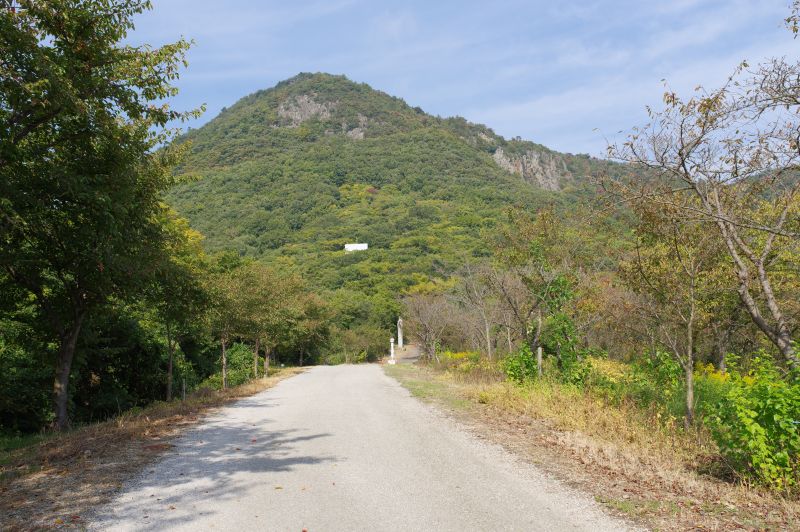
91,364 -> 634,531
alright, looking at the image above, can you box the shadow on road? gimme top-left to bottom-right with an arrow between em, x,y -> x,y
93,393 -> 335,530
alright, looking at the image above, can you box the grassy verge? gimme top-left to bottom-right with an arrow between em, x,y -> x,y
385,363 -> 799,531
0,367 -> 303,530
386,364 -> 473,410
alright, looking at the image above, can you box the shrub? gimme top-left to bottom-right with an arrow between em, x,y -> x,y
441,350 -> 481,367
322,349 -> 368,365
0,329 -> 52,431
334,324 -> 389,363
560,357 -> 592,387
626,351 -> 682,412
585,357 -> 629,403
708,356 -> 800,493
503,345 -> 538,383
202,343 -> 256,389
694,363 -> 733,419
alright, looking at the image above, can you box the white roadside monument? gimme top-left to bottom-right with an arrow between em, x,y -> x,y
397,317 -> 404,348
389,337 -> 396,365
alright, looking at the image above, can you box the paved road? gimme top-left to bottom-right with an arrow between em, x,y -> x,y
91,365 -> 632,531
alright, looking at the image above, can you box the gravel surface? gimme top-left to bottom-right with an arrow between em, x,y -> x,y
90,364 -> 635,531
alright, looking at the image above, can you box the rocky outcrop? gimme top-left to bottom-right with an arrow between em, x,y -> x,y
478,132 -> 494,144
278,94 -> 334,127
346,128 -> 365,140
492,147 -> 569,191
343,114 -> 368,140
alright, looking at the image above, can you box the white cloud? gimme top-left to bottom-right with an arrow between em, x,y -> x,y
367,11 -> 419,42
131,0 -> 800,156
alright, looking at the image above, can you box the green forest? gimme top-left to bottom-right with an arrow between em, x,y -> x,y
2,0 -> 799,503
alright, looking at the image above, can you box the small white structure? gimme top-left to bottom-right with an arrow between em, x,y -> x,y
389,337 -> 396,365
397,317 -> 404,348
344,243 -> 368,252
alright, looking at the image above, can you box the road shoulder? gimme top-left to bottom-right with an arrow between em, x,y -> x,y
0,368 -> 304,530
384,363 -> 798,531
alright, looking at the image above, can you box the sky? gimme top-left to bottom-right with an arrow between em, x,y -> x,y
131,0 -> 797,156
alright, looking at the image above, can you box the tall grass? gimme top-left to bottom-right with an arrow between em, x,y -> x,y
430,349 -> 799,495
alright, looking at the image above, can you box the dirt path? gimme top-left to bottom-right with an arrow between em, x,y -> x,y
90,364 -> 635,531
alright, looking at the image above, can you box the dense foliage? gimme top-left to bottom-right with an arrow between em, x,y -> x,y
0,3 -> 338,434
166,73 -> 620,336
709,358 -> 800,492
3,0 -> 799,501
0,0 -> 200,430
404,200 -> 799,493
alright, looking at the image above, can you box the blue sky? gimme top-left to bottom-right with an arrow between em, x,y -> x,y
131,0 -> 796,156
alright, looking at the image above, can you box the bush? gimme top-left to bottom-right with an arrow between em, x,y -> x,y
626,351 -> 683,412
560,357 -> 592,387
503,345 -> 538,383
202,343 -> 256,389
330,324 -> 389,363
0,334 -> 52,432
441,350 -> 480,366
322,349 -> 368,365
708,356 -> 800,493
694,363 -> 733,419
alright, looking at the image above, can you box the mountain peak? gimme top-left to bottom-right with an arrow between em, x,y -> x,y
169,73 -> 616,274
180,74 -> 611,193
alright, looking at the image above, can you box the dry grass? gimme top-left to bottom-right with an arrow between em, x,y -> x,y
387,364 -> 800,531
0,368 -> 303,531
470,379 -> 711,466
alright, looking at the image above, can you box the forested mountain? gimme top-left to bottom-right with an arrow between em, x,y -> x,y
5,5 -> 800,523
167,73 -> 619,318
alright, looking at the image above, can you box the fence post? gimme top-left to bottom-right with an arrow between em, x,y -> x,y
537,346 -> 543,378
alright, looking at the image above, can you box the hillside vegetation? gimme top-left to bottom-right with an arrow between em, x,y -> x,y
168,73 -> 618,303
2,3 -> 800,521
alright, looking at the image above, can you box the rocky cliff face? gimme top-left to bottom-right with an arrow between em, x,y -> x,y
341,113 -> 368,140
277,94 -> 334,126
188,73 -> 600,192
277,92 -> 371,140
492,147 -> 569,191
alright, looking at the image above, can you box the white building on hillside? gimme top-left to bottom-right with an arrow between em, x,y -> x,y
344,243 -> 368,252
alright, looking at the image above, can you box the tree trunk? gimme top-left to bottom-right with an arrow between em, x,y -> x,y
221,337 -> 228,389
166,321 -> 174,401
53,311 -> 86,432
715,219 -> 799,369
684,360 -> 695,427
506,325 -> 512,354
754,257 -> 798,367
711,322 -> 728,373
534,308 -> 543,347
774,332 -> 797,369
685,302 -> 696,427
299,348 -> 304,367
555,342 -> 563,370
263,344 -> 270,378
484,318 -> 493,360
253,337 -> 260,379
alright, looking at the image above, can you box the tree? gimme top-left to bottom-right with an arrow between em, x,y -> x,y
0,1 -> 199,429
147,209 -> 209,401
291,294 -> 330,367
608,44 -> 800,370
403,293 -> 452,362
620,203 -> 725,425
207,269 -> 243,390
234,262 -> 303,377
451,262 -> 498,359
490,208 -> 574,369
